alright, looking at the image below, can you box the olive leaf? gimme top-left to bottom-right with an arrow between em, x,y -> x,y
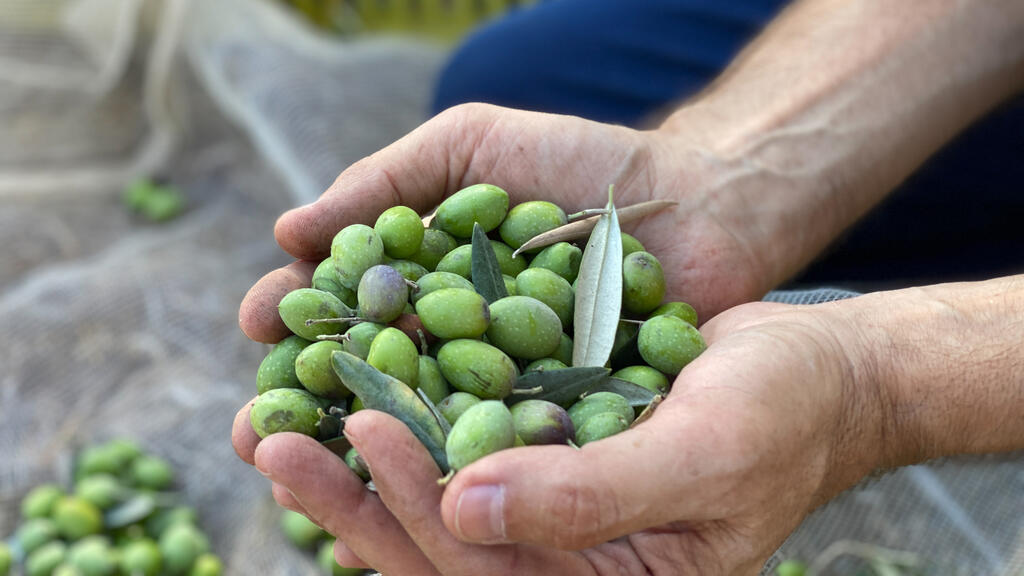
331,351 -> 450,473
105,494 -> 158,528
511,199 -> 676,257
507,366 -> 611,407
572,186 -> 623,367
470,222 -> 508,304
320,436 -> 354,458
417,387 -> 452,438
586,377 -> 659,407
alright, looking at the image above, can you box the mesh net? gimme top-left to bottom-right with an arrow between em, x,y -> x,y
0,1 -> 1020,575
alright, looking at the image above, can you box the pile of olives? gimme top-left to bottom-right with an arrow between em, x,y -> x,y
1,439 -> 222,576
251,183 -> 705,480
279,510 -> 366,576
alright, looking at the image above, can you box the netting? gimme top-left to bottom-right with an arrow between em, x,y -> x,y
0,1 -> 1020,575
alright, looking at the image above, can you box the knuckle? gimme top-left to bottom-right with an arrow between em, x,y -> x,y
545,481 -> 608,549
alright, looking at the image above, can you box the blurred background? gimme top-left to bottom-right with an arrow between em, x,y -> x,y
0,1 -> 1020,575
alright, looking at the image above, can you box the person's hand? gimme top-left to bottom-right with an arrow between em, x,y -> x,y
233,299 -> 891,575
239,102 -> 813,345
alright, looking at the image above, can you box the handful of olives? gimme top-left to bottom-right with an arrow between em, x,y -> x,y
251,183 -> 706,483
1,439 -> 223,576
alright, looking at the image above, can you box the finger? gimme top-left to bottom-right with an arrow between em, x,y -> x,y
254,432 -> 440,576
345,411 -> 592,576
274,107 -> 483,261
231,398 -> 261,465
699,301 -> 793,344
271,482 -> 307,516
439,399 -> 725,551
333,540 -> 371,570
239,260 -> 317,343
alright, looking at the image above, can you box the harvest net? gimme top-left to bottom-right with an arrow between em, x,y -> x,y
0,1 -> 1020,575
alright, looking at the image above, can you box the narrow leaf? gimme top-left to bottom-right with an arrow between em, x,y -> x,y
105,494 -> 157,528
512,199 -> 676,257
588,377 -> 659,407
471,222 -> 508,304
331,351 -> 450,473
417,387 -> 452,437
508,366 -> 611,407
572,186 -> 623,367
320,436 -> 353,458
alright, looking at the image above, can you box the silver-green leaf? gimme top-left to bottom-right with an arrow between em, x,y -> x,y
572,186 -> 622,367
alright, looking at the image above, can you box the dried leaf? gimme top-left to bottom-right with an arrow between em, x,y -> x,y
470,222 -> 508,303
630,394 -> 664,429
588,377 -> 659,407
512,199 -> 676,258
507,366 -> 611,407
572,187 -> 622,367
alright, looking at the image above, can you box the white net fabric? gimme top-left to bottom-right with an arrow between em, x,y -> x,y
0,1 -> 1020,575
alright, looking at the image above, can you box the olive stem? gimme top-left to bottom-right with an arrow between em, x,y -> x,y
436,470 -> 456,487
417,329 -> 429,355
630,395 -> 664,429
305,316 -> 364,326
568,208 -> 610,220
510,386 -> 544,395
316,333 -> 352,342
618,318 -> 645,326
405,279 -> 420,292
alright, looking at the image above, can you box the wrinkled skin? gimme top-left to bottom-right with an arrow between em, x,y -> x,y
232,103 -> 885,574
233,301 -> 886,575
238,103 -> 778,345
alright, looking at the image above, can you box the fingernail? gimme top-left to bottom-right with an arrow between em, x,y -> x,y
454,485 -> 506,543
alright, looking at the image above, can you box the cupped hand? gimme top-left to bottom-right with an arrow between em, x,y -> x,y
240,102 -> 781,344
232,300 -> 888,575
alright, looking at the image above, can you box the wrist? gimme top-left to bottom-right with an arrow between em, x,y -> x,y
654,104 -> 852,292
833,277 -> 1024,470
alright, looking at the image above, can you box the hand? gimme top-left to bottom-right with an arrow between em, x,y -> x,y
239,102 -> 795,345
232,300 -> 888,575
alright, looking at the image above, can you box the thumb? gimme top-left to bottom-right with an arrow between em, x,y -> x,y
439,401 -> 711,550
274,104 -> 497,261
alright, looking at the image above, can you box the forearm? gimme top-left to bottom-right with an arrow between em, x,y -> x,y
660,0 -> 1024,287
844,275 -> 1024,468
